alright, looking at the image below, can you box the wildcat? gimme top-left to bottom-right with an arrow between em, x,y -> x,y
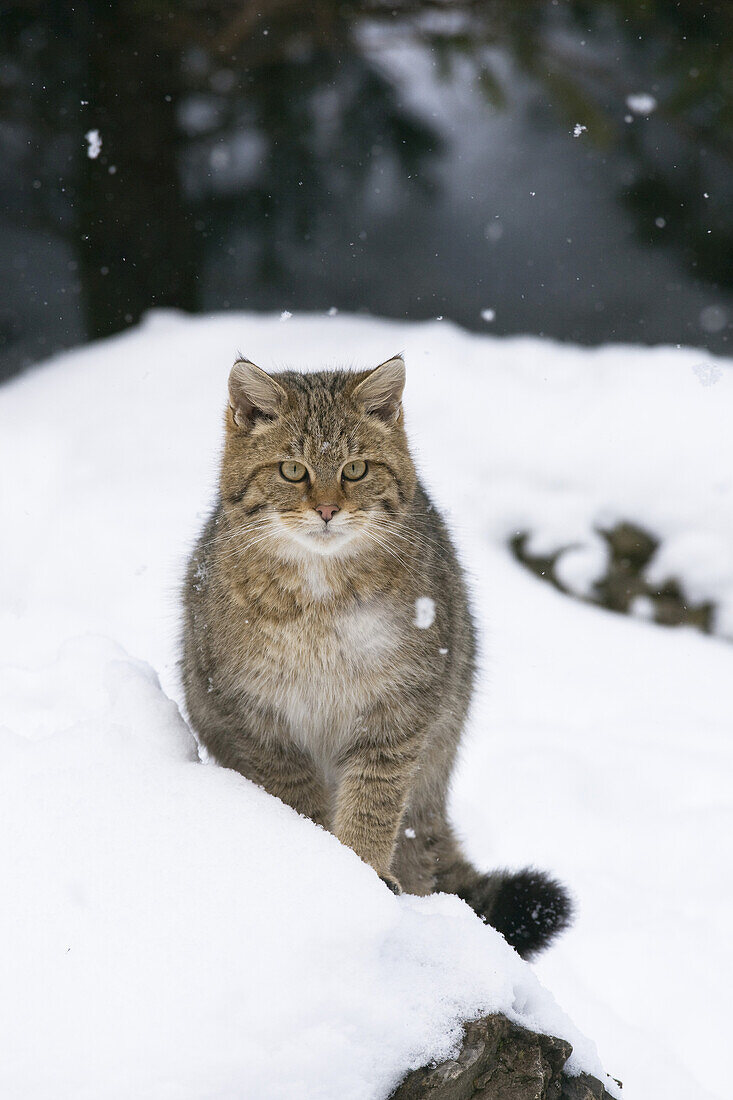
181,354 -> 572,958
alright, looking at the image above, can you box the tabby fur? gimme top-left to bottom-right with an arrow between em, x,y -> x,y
181,355 -> 571,957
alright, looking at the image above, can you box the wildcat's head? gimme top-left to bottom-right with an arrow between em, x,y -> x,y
220,356 -> 417,560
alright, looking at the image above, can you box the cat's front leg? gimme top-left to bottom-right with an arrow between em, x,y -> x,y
199,706 -> 331,828
333,721 -> 420,891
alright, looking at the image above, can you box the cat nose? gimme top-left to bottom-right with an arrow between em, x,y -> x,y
315,504 -> 340,523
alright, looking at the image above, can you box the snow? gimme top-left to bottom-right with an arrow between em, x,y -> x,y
691,361 -> 723,387
84,128 -> 102,159
1,309 -> 731,1100
629,594 -> 655,620
414,596 -> 436,629
1,639 -> 604,1100
625,93 -> 657,115
699,304 -> 728,334
553,536 -> 609,598
572,123 -> 587,138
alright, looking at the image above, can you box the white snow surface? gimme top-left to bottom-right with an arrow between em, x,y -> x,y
1,309 -> 731,1100
1,639 -> 596,1100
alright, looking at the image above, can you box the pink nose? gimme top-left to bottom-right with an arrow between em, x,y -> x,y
315,504 -> 340,523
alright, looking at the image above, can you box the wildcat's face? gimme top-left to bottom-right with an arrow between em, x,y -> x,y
220,358 -> 417,560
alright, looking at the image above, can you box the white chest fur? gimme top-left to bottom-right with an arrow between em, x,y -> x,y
240,597 -> 400,760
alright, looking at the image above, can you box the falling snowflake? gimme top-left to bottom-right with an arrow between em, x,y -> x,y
85,129 -> 102,159
625,93 -> 657,115
481,308 -> 496,322
699,305 -> 728,334
572,123 -> 587,138
414,597 -> 435,629
279,311 -> 292,322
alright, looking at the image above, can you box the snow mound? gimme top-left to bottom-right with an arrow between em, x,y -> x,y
0,640 -> 607,1100
1,309 -> 731,1099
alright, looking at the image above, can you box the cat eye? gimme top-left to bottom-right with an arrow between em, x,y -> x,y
280,461 -> 308,483
342,459 -> 367,481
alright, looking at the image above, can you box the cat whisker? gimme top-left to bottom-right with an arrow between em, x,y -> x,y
215,518 -> 276,544
371,522 -> 451,559
358,528 -> 411,571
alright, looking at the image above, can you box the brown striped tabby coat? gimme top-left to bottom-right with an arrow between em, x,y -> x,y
181,355 -> 571,957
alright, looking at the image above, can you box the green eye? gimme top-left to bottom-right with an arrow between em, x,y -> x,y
280,461 -> 308,483
342,459 -> 367,481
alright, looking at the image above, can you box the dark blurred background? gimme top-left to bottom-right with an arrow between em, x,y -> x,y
1,0 -> 732,382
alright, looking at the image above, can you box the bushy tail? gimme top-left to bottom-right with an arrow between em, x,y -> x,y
454,867 -> 574,959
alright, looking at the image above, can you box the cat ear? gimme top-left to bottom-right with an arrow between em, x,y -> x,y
353,355 -> 405,424
228,358 -> 286,429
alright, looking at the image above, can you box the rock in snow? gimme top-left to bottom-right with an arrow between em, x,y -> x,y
391,1014 -> 617,1100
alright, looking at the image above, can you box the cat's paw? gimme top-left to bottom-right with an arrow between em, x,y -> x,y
379,872 -> 403,895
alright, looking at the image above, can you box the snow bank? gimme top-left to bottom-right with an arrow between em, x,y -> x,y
1,309 -> 731,1099
1,639 -> 604,1100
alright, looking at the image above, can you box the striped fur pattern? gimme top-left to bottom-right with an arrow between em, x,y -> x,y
181,356 -> 572,957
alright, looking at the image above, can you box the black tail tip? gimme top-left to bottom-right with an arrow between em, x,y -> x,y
464,867 -> 574,959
